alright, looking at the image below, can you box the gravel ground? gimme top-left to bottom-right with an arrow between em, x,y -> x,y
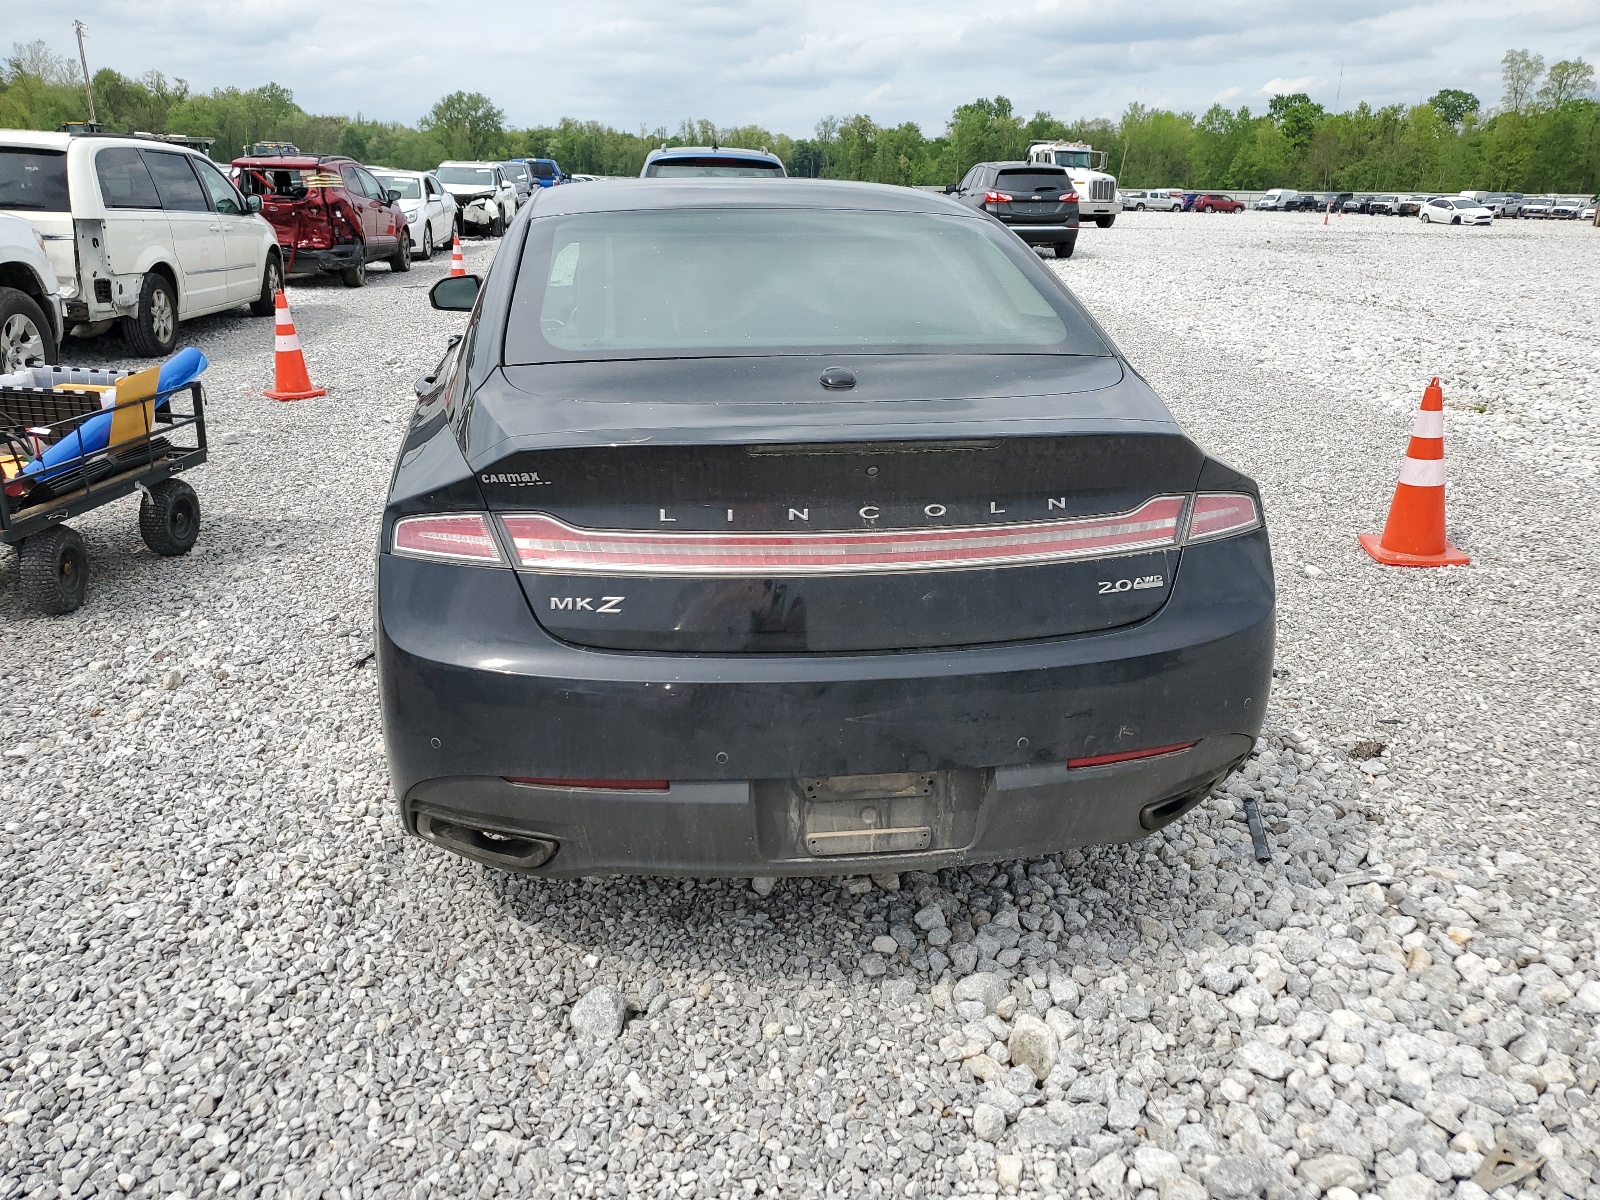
2,213 -> 1598,1200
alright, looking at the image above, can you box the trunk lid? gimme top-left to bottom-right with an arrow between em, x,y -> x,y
469,355 -> 1204,653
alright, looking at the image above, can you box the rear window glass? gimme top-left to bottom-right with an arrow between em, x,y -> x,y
143,151 -> 210,212
0,149 -> 70,211
528,162 -> 556,178
95,148 -> 161,209
644,157 -> 784,178
506,208 -> 1108,363
994,170 -> 1070,192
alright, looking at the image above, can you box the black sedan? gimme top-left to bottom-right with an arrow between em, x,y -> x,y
947,161 -> 1080,258
377,179 -> 1275,877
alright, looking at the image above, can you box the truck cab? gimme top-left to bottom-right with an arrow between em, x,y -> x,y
1026,142 -> 1120,227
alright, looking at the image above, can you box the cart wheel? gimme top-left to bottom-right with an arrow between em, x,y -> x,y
139,478 -> 201,557
20,526 -> 88,615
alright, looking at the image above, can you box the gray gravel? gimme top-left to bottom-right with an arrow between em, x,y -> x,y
3,214 -> 1598,1200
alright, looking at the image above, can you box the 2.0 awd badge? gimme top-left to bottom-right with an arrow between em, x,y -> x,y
1098,575 -> 1164,594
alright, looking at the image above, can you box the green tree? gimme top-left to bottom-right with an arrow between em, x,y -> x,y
1502,50 -> 1544,114
1428,89 -> 1480,127
1267,92 -> 1325,156
1539,59 -> 1596,108
421,91 -> 505,160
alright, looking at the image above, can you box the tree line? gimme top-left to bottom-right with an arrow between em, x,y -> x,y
2,40 -> 1595,195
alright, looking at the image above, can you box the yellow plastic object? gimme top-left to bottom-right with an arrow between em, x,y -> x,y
53,383 -> 114,395
106,366 -> 160,449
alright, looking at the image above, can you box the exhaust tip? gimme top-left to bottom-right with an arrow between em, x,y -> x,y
416,813 -> 559,870
1138,786 -> 1209,832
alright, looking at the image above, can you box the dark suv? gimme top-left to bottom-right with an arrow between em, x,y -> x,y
948,161 -> 1080,258
233,152 -> 410,287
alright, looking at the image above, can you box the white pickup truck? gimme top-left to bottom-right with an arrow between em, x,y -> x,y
1026,142 -> 1121,227
0,212 -> 63,370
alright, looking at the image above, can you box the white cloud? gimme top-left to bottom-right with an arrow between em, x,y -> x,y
16,0 -> 1600,134
1260,76 -> 1318,95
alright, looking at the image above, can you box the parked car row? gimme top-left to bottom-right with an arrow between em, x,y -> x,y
0,127 -> 586,360
1115,189 -> 1244,212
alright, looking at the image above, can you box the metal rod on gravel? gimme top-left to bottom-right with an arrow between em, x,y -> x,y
1243,797 -> 1272,863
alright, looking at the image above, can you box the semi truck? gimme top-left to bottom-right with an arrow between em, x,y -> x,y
1026,142 -> 1121,227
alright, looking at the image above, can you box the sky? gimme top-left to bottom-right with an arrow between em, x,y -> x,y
12,0 -> 1600,134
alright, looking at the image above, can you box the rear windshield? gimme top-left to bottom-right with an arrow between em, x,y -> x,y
528,161 -> 557,178
506,208 -> 1109,363
0,148 -> 70,211
502,164 -> 529,182
375,175 -> 421,199
236,166 -> 340,197
644,157 -> 784,178
994,170 -> 1069,192
438,166 -> 496,186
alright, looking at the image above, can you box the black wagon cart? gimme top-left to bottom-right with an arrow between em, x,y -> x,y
1,359 -> 208,614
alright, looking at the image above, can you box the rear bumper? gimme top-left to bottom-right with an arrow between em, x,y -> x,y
377,528 -> 1274,876
282,242 -> 363,277
1004,223 -> 1079,244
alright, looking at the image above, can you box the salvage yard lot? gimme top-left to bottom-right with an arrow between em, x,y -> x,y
2,214 -> 1598,1200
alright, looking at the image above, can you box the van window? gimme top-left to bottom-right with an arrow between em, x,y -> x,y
95,147 -> 162,209
191,157 -> 245,215
0,148 -> 70,211
144,151 -> 210,212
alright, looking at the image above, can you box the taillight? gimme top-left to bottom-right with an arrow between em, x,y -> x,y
1187,493 -> 1260,543
1068,741 -> 1196,768
1063,191 -> 1079,203
391,513 -> 504,564
983,190 -> 1014,204
500,496 -> 1187,577
505,777 -> 670,791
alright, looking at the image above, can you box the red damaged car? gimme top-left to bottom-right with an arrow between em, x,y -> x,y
1191,193 -> 1245,213
232,153 -> 411,287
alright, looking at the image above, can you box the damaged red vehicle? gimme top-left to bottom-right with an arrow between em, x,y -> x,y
232,154 -> 410,288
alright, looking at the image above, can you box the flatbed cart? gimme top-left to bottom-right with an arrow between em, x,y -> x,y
1,369 -> 207,614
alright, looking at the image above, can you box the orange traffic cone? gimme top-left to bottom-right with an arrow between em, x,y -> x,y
449,235 -> 466,277
262,289 -> 326,402
1359,377 -> 1469,567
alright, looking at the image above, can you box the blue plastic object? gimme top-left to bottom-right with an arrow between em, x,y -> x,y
23,348 -> 208,482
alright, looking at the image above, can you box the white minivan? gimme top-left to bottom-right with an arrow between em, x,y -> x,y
0,130 -> 283,356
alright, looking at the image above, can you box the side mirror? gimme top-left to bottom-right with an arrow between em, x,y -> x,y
246,195 -> 263,214
430,275 -> 480,311
387,190 -> 403,204
944,184 -> 956,194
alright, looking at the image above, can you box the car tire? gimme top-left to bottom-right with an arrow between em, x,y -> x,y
20,525 -> 88,615
1134,203 -> 1145,211
1451,215 -> 1461,225
490,212 -> 505,238
341,257 -> 367,288
389,232 -> 412,273
421,227 -> 434,260
1055,239 -> 1075,259
249,254 -> 283,317
0,285 -> 58,371
1201,205 -> 1214,213
121,272 -> 178,358
139,477 -> 201,557
1094,214 -> 1115,228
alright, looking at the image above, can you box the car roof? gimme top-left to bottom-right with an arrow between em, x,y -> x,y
525,178 -> 974,218
233,156 -> 335,168
644,146 -> 782,165
981,161 -> 1066,171
1,130 -> 212,155
370,166 -> 426,176
439,160 -> 500,167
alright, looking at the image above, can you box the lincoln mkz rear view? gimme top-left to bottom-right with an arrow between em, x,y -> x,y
377,179 -> 1275,877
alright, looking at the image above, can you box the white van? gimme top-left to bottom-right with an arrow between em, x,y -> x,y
1255,189 -> 1299,211
0,130 -> 282,356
